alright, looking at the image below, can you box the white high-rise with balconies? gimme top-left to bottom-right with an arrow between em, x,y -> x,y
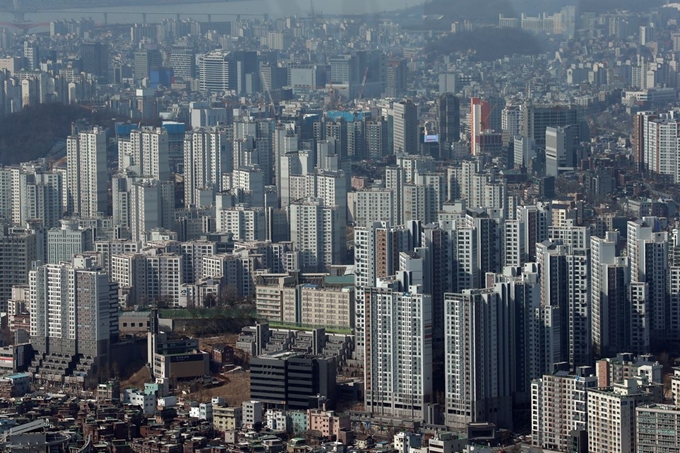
184,127 -> 231,208
444,287 -> 513,429
627,217 -> 668,350
288,198 -> 342,273
362,285 -> 433,421
29,256 -> 118,387
118,127 -> 170,181
66,126 -> 108,218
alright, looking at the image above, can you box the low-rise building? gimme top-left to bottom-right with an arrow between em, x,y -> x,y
242,400 -> 263,429
214,406 -> 242,432
307,409 -> 350,439
122,388 -> 156,415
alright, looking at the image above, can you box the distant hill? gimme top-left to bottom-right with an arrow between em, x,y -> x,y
0,103 -> 126,166
421,0 -> 667,21
424,27 -> 547,61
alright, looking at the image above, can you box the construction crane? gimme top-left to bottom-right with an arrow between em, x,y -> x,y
355,67 -> 369,106
328,80 -> 336,110
259,69 -> 278,120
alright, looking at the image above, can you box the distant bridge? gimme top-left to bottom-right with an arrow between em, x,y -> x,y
0,0 -> 262,24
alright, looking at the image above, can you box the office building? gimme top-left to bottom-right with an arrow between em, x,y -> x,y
197,50 -> 235,94
545,125 -> 578,177
385,59 -> 407,98
250,352 -> 337,410
392,100 -> 418,155
437,93 -> 460,159
169,46 -> 195,80
134,49 -> 162,81
29,256 -> 118,388
81,42 -> 108,81
521,103 -> 579,147
66,127 -> 108,218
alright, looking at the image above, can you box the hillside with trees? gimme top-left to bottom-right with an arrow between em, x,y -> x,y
0,103 -> 125,165
424,27 -> 547,61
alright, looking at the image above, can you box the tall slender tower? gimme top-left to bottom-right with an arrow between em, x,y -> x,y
183,127 -> 231,208
66,126 -> 108,218
436,93 -> 460,159
392,100 -> 418,155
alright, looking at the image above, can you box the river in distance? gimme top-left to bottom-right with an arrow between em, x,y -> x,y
1,0 -> 430,27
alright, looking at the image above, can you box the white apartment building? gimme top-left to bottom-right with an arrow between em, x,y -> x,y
444,288 -> 512,430
502,219 -> 523,267
353,188 -> 394,228
184,127 -> 231,208
66,126 -> 107,218
29,256 -> 118,386
118,127 -> 170,181
111,251 -> 184,306
231,166 -> 265,207
217,206 -> 267,242
288,198 -> 342,273
95,240 -> 140,274
0,166 -> 12,223
181,240 -> 218,284
627,217 -> 668,346
590,232 -> 629,357
353,222 -> 411,290
642,112 -> 680,182
47,219 -> 94,264
11,168 -> 63,228
363,286 -> 433,421
128,179 -> 175,244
